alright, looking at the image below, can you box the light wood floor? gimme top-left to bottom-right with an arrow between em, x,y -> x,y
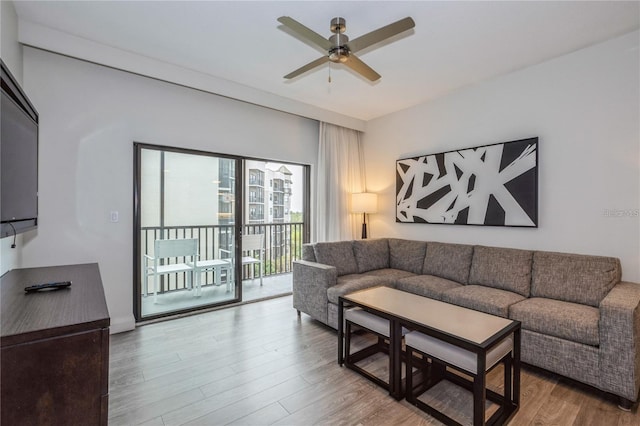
109,295 -> 640,426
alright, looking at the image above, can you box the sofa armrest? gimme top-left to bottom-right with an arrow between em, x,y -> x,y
293,260 -> 338,325
599,281 -> 640,402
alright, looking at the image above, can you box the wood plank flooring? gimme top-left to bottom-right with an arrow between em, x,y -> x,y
109,295 -> 640,425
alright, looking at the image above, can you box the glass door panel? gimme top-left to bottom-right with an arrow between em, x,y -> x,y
136,145 -> 239,320
241,160 -> 307,302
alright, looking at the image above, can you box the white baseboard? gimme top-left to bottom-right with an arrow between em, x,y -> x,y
109,314 -> 136,334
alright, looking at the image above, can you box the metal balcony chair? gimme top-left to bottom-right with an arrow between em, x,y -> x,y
220,234 -> 265,286
241,234 -> 265,286
143,238 -> 198,303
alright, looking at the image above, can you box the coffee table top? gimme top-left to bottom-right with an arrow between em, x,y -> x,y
341,286 -> 516,347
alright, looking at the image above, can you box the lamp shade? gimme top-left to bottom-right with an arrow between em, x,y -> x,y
351,192 -> 378,214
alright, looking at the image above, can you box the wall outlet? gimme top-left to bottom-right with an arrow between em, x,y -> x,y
110,211 -> 119,223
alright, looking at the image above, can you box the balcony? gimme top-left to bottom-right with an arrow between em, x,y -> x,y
141,274 -> 293,317
248,171 -> 265,187
140,222 -> 305,298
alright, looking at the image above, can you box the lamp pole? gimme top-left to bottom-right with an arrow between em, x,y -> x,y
351,192 -> 377,240
362,212 -> 368,239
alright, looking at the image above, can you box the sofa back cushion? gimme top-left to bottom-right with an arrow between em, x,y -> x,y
531,251 -> 621,307
388,239 -> 427,274
313,241 -> 358,276
302,244 -> 316,262
353,239 -> 390,273
422,242 -> 473,284
469,245 -> 533,297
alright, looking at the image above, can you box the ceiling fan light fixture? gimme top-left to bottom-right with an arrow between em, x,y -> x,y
328,33 -> 350,63
328,46 -> 350,63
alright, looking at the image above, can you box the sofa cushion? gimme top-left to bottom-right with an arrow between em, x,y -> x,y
327,276 -> 389,304
469,246 -> 533,297
531,251 -> 621,307
442,285 -> 526,317
302,244 -> 316,262
509,298 -> 599,346
388,239 -> 427,274
314,241 -> 358,276
362,268 -> 415,281
353,239 -> 390,273
396,275 -> 463,301
423,242 -> 473,284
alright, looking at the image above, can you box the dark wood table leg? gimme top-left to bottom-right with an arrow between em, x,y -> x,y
405,346 -> 414,403
338,299 -> 344,366
504,351 -> 513,408
514,327 -> 521,406
390,319 -> 403,400
474,353 -> 486,425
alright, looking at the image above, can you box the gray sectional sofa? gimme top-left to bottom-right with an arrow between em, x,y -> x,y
292,238 -> 640,408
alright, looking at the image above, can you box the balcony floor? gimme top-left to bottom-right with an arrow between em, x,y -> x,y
141,273 -> 292,318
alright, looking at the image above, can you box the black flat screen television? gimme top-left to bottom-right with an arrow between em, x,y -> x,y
1,59 -> 39,238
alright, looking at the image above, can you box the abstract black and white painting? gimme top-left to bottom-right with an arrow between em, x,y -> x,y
396,137 -> 538,227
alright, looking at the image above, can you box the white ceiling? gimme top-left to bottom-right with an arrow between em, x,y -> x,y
13,1 -> 640,122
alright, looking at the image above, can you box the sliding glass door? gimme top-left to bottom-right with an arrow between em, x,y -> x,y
134,144 -> 241,320
241,160 -> 309,302
134,143 -> 311,321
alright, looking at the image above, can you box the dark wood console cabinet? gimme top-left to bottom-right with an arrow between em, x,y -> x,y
1,263 -> 110,425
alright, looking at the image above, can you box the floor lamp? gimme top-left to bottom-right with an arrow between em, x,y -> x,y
351,193 -> 378,239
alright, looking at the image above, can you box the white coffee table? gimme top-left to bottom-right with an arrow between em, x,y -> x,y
188,259 -> 232,295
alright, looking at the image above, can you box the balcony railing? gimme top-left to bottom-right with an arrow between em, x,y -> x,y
141,222 -> 305,294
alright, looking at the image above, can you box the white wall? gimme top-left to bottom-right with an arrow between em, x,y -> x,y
1,0 -> 22,83
364,31 -> 640,282
0,0 -> 27,275
19,20 -> 366,132
21,48 -> 319,332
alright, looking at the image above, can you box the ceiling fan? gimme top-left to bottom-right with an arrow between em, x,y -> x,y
278,16 -> 415,82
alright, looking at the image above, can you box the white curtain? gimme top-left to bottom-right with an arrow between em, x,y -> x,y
316,122 -> 366,242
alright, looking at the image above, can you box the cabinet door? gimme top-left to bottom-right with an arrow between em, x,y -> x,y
1,328 -> 107,425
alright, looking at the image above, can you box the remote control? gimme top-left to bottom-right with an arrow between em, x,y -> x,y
24,281 -> 72,293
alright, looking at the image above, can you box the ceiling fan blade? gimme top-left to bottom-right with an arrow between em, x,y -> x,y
343,54 -> 381,81
278,16 -> 332,51
284,56 -> 329,79
347,17 -> 415,53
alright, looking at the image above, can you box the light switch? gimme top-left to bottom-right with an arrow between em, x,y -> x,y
110,211 -> 119,223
